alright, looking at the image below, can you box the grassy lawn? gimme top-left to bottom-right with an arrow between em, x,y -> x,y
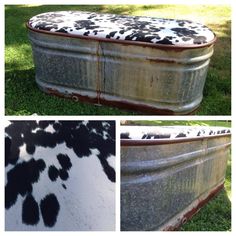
122,120 -> 231,231
123,120 -> 231,127
5,5 -> 231,115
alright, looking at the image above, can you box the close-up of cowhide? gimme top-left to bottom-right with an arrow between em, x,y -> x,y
28,11 -> 215,46
120,126 -> 231,140
5,120 -> 115,231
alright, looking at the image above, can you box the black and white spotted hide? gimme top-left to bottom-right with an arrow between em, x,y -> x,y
5,121 -> 115,230
120,126 -> 231,140
28,11 -> 215,46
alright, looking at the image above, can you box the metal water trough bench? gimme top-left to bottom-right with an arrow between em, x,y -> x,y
27,11 -> 216,114
120,126 -> 231,230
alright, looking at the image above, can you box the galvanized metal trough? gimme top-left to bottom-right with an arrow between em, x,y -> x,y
120,126 -> 231,230
27,11 -> 216,114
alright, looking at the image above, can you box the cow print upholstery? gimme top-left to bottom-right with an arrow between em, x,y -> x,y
5,120 -> 115,230
28,11 -> 215,46
120,126 -> 231,140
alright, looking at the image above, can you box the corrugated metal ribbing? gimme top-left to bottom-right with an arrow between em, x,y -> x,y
29,30 -> 214,114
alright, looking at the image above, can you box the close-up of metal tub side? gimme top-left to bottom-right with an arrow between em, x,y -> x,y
120,126 -> 231,231
26,11 -> 216,115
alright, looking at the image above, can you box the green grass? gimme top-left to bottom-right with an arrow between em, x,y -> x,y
122,120 -> 231,231
123,120 -> 231,127
5,5 -> 231,115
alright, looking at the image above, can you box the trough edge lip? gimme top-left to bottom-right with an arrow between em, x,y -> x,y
121,133 -> 231,146
26,22 -> 217,49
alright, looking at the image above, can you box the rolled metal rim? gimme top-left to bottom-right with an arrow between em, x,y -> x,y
121,133 -> 231,146
26,22 -> 217,50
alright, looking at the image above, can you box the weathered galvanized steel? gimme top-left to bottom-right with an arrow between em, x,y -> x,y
27,11 -> 216,114
120,126 -> 231,230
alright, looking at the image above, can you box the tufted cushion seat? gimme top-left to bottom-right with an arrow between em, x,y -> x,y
28,11 -> 216,47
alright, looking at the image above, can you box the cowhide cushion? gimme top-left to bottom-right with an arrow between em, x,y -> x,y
28,11 -> 215,46
5,120 -> 115,231
120,126 -> 231,140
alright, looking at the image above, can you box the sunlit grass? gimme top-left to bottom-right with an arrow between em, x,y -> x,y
5,44 -> 33,71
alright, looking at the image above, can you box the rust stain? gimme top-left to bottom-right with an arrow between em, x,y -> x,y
96,42 -> 101,104
47,88 -> 67,98
149,76 -> 159,88
44,86 -> 206,115
45,86 -> 195,115
70,93 -> 97,103
46,88 -> 98,103
101,98 -> 175,115
150,76 -> 154,87
45,87 -> 175,114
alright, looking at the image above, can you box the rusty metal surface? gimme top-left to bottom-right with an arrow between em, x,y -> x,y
28,29 -> 215,114
120,127 -> 231,230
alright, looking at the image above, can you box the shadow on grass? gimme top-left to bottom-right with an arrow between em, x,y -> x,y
5,5 -> 231,115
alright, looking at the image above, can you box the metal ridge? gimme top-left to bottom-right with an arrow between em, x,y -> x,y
121,133 -> 231,146
121,142 -> 231,175
26,22 -> 217,50
29,35 -> 214,64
